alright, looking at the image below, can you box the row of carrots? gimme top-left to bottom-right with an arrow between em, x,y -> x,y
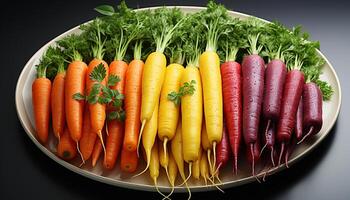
30,2 -> 332,199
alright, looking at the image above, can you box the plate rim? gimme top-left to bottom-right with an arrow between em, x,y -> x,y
15,5 -> 342,193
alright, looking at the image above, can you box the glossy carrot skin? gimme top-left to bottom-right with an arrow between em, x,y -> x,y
263,59 -> 287,121
51,71 -> 65,140
220,61 -> 242,173
86,58 -> 109,134
104,60 -> 127,169
242,55 -> 265,145
65,60 -> 87,142
79,107 -> 97,161
277,70 -> 305,142
123,60 -> 144,151
57,127 -> 77,160
120,149 -> 138,173
302,82 -> 323,135
216,120 -> 230,170
104,120 -> 124,170
32,78 -> 51,144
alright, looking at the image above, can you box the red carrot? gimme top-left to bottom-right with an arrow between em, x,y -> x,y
215,119 -> 230,174
221,60 -> 242,174
277,68 -> 305,165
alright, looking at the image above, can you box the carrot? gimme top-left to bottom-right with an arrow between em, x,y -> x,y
277,57 -> 305,165
79,106 -> 97,162
91,127 -> 106,167
134,100 -> 159,177
215,119 -> 230,176
242,33 -> 265,176
167,150 -> 178,198
120,148 -> 138,173
158,63 -> 184,164
86,58 -> 109,152
262,119 -> 276,167
57,126 -> 77,160
104,120 -> 124,170
103,57 -> 127,171
149,138 -> 168,199
201,122 -> 213,175
181,66 -> 203,165
192,145 -> 202,180
220,59 -> 242,175
123,42 -> 144,152
32,63 -> 51,144
199,6 -> 227,173
158,139 -> 170,182
138,9 -> 185,154
51,63 -> 65,141
91,139 -> 102,167
298,82 -> 323,143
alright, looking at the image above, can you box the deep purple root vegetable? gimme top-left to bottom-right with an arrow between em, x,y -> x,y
261,121 -> 276,167
298,82 -> 323,144
262,59 -> 287,132
242,54 -> 265,175
277,69 -> 305,166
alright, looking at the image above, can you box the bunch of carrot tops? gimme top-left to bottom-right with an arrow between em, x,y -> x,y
31,1 -> 333,198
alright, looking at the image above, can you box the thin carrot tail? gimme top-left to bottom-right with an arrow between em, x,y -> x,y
181,162 -> 192,187
207,150 -> 213,176
153,178 -> 169,200
137,120 -> 146,158
98,130 -> 106,157
285,150 -> 290,168
278,142 -> 285,166
207,174 -> 224,193
213,142 -> 217,175
163,138 -> 168,166
270,147 -> 276,167
250,144 -> 255,176
234,152 -> 238,175
259,142 -> 267,158
132,150 -> 150,178
185,182 -> 192,200
164,167 -> 170,186
297,126 -> 314,145
77,142 -> 85,166
163,182 -> 175,200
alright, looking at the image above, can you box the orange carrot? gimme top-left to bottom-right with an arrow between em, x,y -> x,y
123,44 -> 144,152
86,58 -> 109,152
65,60 -> 87,142
104,120 -> 124,170
32,68 -> 51,144
57,126 -> 77,160
108,60 -> 128,97
51,64 -> 65,141
91,125 -> 106,167
120,149 -> 139,173
79,106 -> 97,162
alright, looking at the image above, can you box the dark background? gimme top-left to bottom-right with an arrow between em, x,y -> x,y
1,0 -> 349,199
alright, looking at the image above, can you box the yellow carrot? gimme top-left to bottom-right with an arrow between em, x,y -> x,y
158,63 -> 184,164
181,66 -> 202,163
149,138 -> 167,199
192,145 -> 202,180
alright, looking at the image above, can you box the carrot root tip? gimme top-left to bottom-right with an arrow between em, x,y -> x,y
76,142 -> 85,165
297,126 -> 314,145
278,142 -> 285,166
137,120 -> 146,158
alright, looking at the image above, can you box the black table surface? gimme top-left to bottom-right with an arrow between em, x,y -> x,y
2,0 -> 350,199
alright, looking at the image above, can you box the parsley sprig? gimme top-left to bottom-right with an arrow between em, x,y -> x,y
168,80 -> 196,106
73,63 -> 125,121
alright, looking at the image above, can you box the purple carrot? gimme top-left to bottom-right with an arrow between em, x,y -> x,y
298,82 -> 323,144
295,98 -> 304,141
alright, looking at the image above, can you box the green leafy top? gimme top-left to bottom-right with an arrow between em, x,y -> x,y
242,18 -> 266,55
102,2 -> 145,61
36,46 -> 67,79
147,7 -> 185,53
80,18 -> 106,60
168,80 -> 196,106
201,1 -> 230,52
57,34 -> 89,62
218,18 -> 247,62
